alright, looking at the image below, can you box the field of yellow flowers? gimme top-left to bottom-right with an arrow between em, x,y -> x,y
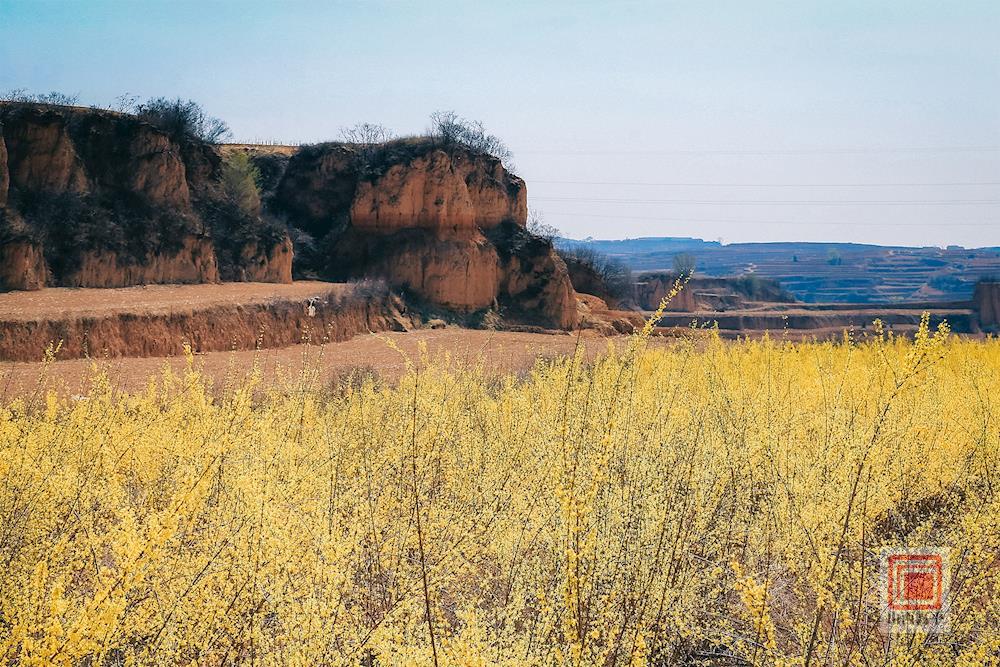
0,316 -> 998,666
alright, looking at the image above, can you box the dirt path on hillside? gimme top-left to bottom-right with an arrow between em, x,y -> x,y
0,329 -> 624,401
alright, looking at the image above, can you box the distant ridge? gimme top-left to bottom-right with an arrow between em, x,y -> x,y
556,237 -> 1000,303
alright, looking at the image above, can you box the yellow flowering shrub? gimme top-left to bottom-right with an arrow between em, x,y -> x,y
0,318 -> 998,665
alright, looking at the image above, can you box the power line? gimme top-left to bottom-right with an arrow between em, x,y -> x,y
542,211 -> 998,227
533,196 -> 1000,206
531,179 -> 1000,188
519,147 -> 1000,156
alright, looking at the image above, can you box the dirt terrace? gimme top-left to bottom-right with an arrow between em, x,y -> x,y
654,305 -> 976,334
0,281 -> 411,362
0,281 -> 343,321
0,329 -> 621,401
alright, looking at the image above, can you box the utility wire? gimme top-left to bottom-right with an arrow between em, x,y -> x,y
542,211 -> 998,227
519,147 -> 1000,156
531,179 -> 1000,187
533,196 -> 1000,205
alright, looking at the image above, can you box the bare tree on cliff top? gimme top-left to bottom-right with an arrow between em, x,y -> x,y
137,98 -> 231,144
340,122 -> 396,168
340,122 -> 395,147
0,89 -> 79,105
429,110 -> 514,170
111,93 -> 140,114
527,208 -> 561,242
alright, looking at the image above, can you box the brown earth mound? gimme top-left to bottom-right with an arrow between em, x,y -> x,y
634,272 -> 794,312
575,293 -> 647,335
0,281 -> 412,362
260,139 -> 577,328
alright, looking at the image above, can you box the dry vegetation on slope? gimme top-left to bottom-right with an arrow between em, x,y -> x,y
0,317 -> 998,665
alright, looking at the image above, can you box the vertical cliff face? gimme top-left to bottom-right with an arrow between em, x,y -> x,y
267,140 -> 575,328
329,229 -> 503,311
77,114 -> 194,208
488,223 -> 577,329
0,240 -> 46,290
0,131 -> 8,207
0,103 -> 291,291
236,237 -> 294,284
349,148 -> 526,234
633,274 -> 698,312
64,236 -> 220,288
271,145 -> 356,237
2,108 -> 90,194
974,282 -> 1000,331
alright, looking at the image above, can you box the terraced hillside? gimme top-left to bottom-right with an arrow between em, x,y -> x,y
560,237 -> 1000,303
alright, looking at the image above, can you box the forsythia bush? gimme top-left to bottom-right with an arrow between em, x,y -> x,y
0,318 -> 998,666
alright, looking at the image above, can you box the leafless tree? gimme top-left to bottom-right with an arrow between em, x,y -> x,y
35,91 -> 79,105
136,98 -> 231,143
340,122 -> 395,167
339,122 -> 395,146
112,93 -> 140,114
526,208 -> 561,242
428,110 -> 514,170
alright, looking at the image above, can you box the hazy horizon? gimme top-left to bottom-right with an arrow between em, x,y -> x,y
2,0 -> 997,247
557,235 -> 1000,250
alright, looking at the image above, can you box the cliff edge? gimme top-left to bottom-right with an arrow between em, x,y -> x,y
0,103 -> 291,290
252,138 -> 576,328
1,103 -> 576,329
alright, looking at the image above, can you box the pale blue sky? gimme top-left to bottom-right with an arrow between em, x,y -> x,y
2,1 -> 998,247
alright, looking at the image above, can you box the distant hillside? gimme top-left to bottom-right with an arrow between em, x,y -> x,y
557,237 -> 1000,303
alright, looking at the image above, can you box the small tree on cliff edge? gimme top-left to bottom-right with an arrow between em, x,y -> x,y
340,122 -> 395,147
428,111 -> 514,170
340,122 -> 396,169
526,208 -> 561,242
137,98 -> 231,144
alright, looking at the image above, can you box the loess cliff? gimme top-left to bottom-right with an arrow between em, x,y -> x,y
254,138 -> 576,328
1,104 -> 576,330
0,103 -> 291,291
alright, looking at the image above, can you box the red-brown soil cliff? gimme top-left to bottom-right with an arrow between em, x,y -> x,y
0,103 -> 291,291
0,239 -> 46,290
0,128 -> 9,207
1,105 -> 576,330
263,139 -> 576,328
